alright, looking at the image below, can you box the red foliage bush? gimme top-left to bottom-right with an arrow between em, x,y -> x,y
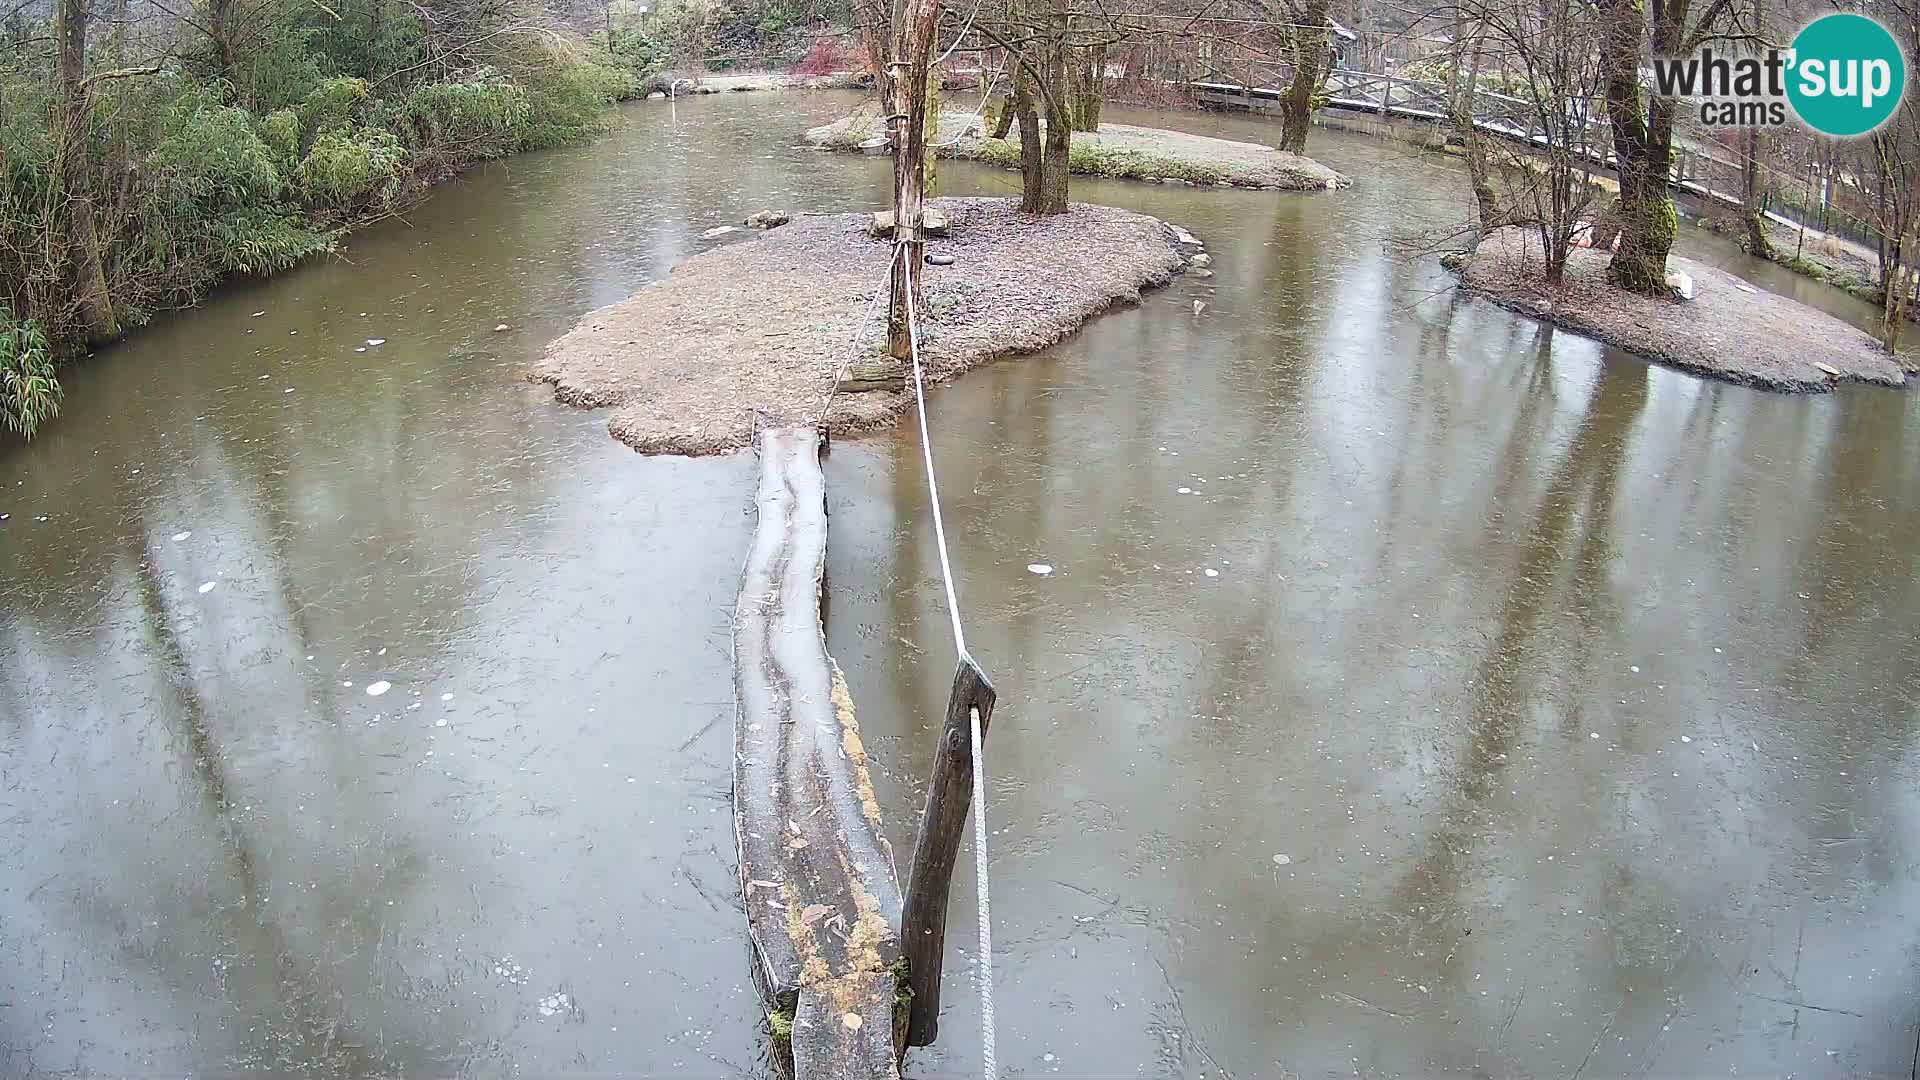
791,36 -> 847,75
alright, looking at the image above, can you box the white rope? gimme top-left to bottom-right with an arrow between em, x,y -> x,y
928,67 -> 1003,149
901,245 -> 967,660
815,245 -> 906,424
968,702 -> 997,1080
935,0 -> 988,65
901,244 -> 995,1077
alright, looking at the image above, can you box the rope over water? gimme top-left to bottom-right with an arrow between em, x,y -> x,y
902,243 -> 998,1079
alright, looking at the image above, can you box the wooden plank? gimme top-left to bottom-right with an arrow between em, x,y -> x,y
734,426 -> 904,1079
900,655 -> 997,1046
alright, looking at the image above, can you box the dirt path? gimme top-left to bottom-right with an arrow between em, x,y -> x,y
536,198 -> 1190,455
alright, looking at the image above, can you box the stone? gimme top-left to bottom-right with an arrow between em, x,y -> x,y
837,357 -> 906,393
868,207 -> 950,238
746,210 -> 791,230
926,251 -> 955,266
1191,267 -> 1214,279
1189,252 -> 1212,267
646,91 -> 666,100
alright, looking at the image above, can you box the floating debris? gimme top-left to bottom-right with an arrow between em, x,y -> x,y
197,581 -> 217,594
1177,486 -> 1192,494
494,323 -> 513,332
1204,568 -> 1219,578
366,680 -> 392,697
1272,853 -> 1291,866
251,311 -> 266,318
366,338 -> 386,347
172,531 -> 192,542
435,717 -> 448,727
700,225 -> 741,239
441,692 -> 454,702
1027,563 -> 1053,575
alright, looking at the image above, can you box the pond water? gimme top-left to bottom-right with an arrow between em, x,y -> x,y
3,91 -> 1917,1078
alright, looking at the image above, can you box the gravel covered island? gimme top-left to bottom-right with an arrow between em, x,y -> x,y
1449,227 -> 1913,392
536,197 -> 1191,454
806,109 -> 1349,191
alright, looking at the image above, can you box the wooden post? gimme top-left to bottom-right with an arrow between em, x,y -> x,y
900,655 -> 997,1047
886,0 -> 941,360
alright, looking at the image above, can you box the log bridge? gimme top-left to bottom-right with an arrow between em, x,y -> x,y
734,426 -> 905,1078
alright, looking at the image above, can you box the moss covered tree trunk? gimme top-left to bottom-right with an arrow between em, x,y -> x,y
1070,44 -> 1104,132
1742,128 -> 1774,260
55,0 -> 118,342
1034,17 -> 1072,214
1598,0 -> 1677,295
1012,61 -> 1045,213
1278,0 -> 1330,154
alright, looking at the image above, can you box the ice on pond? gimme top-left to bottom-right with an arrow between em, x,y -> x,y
435,717 -> 448,727
366,680 -> 392,697
536,992 -> 573,1018
1681,735 -> 1692,743
197,581 -> 216,594
1027,563 -> 1053,575
172,531 -> 191,542
441,692 -> 454,702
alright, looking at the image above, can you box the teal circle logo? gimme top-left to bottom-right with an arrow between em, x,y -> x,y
1787,13 -> 1906,136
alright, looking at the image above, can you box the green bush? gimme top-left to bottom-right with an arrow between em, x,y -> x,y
153,99 -> 287,209
1,313 -> 59,440
513,47 -> 626,150
401,79 -> 532,160
295,126 -> 410,210
299,76 -> 372,136
258,108 -> 303,171
207,207 -> 335,274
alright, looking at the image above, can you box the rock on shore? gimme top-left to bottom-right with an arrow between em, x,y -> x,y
1449,227 -> 1911,392
536,198 -> 1188,455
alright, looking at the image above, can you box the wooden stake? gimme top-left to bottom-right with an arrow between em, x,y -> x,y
900,654 -> 997,1047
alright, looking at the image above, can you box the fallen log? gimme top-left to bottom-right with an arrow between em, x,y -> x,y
733,426 -> 906,1078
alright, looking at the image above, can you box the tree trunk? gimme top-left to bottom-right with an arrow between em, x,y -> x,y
1278,0 -> 1330,154
1448,30 -> 1500,234
986,86 -> 1013,138
1012,58 -> 1045,213
1597,0 -> 1676,295
1070,43 -> 1104,132
1034,18 -> 1071,214
1742,128 -> 1774,259
885,0 -> 940,359
55,0 -> 118,342
210,0 -> 239,89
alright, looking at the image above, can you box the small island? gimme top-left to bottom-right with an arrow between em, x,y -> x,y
1448,227 -> 1912,393
806,109 -> 1349,191
536,198 -> 1196,455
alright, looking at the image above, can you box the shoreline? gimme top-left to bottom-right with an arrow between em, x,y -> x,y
1447,227 -> 1911,392
536,197 -> 1193,455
